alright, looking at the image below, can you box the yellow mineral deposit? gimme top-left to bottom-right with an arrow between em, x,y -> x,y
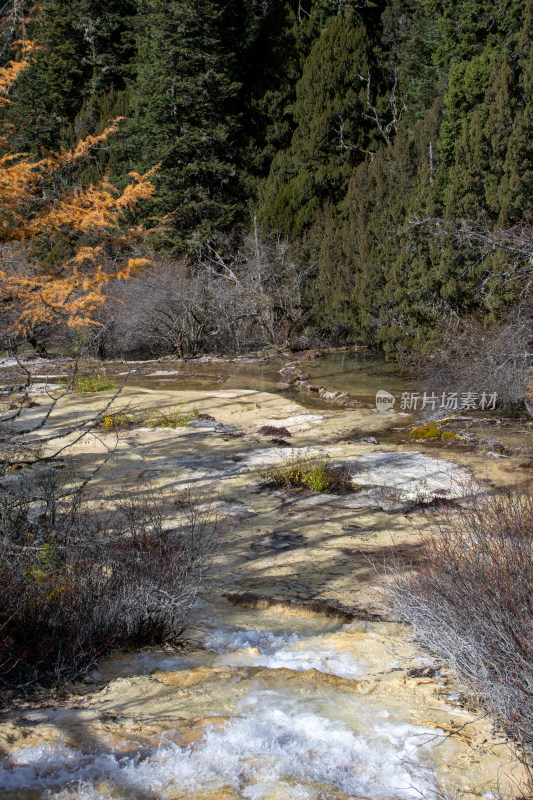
0,380 -> 529,800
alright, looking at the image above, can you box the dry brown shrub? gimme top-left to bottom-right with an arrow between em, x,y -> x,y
258,425 -> 292,438
421,314 -> 532,409
385,488 -> 533,784
0,475 -> 218,691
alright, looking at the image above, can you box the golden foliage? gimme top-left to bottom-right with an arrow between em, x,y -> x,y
0,41 -> 34,105
62,119 -> 124,164
0,44 -> 157,330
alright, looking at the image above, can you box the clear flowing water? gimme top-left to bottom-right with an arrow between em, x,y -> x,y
122,352 -> 415,405
303,352 -> 416,403
1,712 -> 437,800
91,602 -> 362,681
0,350 -> 416,408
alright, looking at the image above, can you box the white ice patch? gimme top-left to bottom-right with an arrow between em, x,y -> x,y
14,382 -> 63,394
0,705 -> 437,800
353,450 -> 473,501
0,357 -> 60,370
242,446 -> 321,469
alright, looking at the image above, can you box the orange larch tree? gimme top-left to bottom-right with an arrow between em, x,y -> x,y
0,42 -> 156,333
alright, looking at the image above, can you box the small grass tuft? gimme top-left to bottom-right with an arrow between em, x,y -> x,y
73,373 -> 117,393
262,453 -> 355,493
144,405 -> 199,429
409,424 -> 442,440
441,430 -> 457,440
410,423 -> 458,441
98,412 -> 134,431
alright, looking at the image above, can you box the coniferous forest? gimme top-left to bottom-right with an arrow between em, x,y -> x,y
1,0 -> 532,365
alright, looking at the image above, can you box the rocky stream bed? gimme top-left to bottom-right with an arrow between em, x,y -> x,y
1,350 -> 532,799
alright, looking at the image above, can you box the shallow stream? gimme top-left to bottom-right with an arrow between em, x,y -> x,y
0,349 -> 414,408
0,350 -> 526,799
1,600 -> 464,800
123,351 -> 414,408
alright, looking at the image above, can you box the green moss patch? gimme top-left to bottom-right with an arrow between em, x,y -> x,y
409,424 -> 442,440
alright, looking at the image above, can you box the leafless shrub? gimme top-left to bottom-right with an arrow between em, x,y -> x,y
197,223 -> 311,351
420,313 -> 533,408
106,227 -> 310,357
384,488 -> 533,785
0,357 -> 218,692
0,474 -> 218,690
109,257 -> 210,357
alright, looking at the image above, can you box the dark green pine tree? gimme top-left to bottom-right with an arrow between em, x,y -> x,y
305,0 -> 532,357
500,2 -> 533,221
379,0 -> 445,125
339,106 -> 445,359
434,1 -> 533,317
124,0 -> 247,247
430,0 -> 524,65
240,1 -> 317,191
3,0 -> 136,153
256,8 -> 377,236
435,0 -> 524,167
